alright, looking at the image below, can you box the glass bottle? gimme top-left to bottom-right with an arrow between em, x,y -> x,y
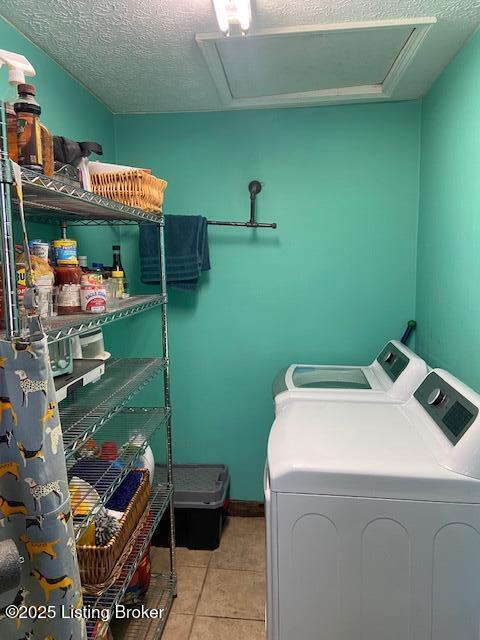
14,83 -> 43,171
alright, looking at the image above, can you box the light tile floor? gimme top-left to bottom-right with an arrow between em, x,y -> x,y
153,516 -> 266,640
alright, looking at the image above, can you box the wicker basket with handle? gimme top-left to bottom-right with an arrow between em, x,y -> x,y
90,169 -> 167,212
78,469 -> 150,588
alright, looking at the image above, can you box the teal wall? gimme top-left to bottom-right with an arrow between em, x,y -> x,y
1,17 -> 424,500
113,103 -> 421,500
416,30 -> 480,389
0,17 -> 115,158
1,16 -> 115,243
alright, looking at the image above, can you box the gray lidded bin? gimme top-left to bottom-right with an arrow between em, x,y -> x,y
154,464 -> 230,550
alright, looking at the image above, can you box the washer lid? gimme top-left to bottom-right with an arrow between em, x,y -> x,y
267,398 -> 480,502
291,365 -> 371,389
273,340 -> 428,405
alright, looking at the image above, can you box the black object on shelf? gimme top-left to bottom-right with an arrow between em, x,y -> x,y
153,464 -> 230,550
207,180 -> 277,229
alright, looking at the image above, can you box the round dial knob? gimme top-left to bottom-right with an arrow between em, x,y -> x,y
384,351 -> 396,364
428,388 -> 446,407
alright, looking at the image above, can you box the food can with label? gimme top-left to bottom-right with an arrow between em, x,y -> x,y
54,238 -> 77,265
80,284 -> 107,314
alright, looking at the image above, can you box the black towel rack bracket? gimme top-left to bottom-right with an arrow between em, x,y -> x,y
207,180 -> 277,229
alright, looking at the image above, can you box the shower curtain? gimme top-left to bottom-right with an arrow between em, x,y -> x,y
0,335 -> 84,640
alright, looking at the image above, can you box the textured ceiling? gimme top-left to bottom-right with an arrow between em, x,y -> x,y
1,0 -> 479,113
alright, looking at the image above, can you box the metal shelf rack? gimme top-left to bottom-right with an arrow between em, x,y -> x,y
69,407 -> 170,540
0,102 -> 176,640
44,294 -> 166,343
84,482 -> 174,640
17,167 -> 165,225
60,358 -> 166,457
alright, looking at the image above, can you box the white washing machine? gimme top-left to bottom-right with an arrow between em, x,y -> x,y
273,340 -> 428,412
266,369 -> 480,640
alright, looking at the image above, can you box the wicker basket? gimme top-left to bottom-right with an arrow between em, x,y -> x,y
90,169 -> 167,212
77,469 -> 150,588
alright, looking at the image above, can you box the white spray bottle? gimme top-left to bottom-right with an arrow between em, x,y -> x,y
0,49 -> 36,162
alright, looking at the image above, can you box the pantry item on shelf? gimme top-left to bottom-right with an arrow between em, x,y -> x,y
80,275 -> 107,314
112,244 -> 129,298
90,162 -> 168,212
68,458 -> 123,498
77,469 -> 150,591
78,255 -> 88,270
40,122 -> 54,176
111,269 -> 126,305
99,441 -> 119,462
55,263 -> 82,314
29,239 -> 49,262
90,262 -> 105,282
123,438 -> 155,484
1,50 -> 35,162
78,522 -> 96,546
112,244 -> 125,276
69,476 -> 102,516
6,102 -> 18,162
14,83 -> 43,171
53,238 -> 77,265
76,438 -> 100,459
122,546 -> 151,605
15,251 -> 54,314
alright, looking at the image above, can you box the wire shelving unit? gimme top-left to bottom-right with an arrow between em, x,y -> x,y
0,101 -> 176,639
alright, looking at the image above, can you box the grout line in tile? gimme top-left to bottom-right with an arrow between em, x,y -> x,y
206,566 -> 265,575
194,612 -> 266,622
187,553 -> 212,640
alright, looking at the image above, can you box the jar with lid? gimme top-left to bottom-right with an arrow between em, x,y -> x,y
54,264 -> 82,314
111,269 -> 126,306
14,83 -> 43,171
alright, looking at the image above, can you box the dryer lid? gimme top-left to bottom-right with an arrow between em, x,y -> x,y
267,398 -> 480,502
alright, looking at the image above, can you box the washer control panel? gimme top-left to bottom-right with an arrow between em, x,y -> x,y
376,342 -> 409,382
414,372 -> 478,444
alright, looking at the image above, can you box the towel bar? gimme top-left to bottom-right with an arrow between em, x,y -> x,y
207,180 -> 277,229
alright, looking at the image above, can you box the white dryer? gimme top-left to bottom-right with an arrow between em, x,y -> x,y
273,340 -> 428,412
266,369 -> 480,640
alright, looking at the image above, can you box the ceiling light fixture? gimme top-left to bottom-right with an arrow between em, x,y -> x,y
212,0 -> 251,36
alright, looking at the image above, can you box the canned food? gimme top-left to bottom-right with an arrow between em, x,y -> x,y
54,238 -> 77,265
30,240 -> 50,262
80,284 -> 107,313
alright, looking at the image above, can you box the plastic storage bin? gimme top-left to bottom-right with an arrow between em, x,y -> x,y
154,464 -> 230,550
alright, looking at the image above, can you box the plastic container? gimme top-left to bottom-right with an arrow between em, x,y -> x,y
91,262 -> 105,282
29,239 -> 49,262
111,269 -> 125,305
154,464 -> 230,550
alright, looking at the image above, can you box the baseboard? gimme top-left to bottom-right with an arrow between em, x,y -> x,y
228,500 -> 265,517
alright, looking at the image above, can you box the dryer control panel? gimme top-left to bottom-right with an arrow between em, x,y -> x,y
415,372 -> 478,445
376,342 -> 409,382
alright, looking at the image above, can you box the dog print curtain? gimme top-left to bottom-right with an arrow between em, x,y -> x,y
0,336 -> 83,640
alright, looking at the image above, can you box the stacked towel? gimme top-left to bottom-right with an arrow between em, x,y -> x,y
139,215 -> 210,290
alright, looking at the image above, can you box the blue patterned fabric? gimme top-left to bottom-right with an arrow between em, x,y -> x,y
0,337 -> 84,640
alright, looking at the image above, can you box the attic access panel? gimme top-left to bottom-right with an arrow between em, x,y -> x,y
196,18 -> 436,108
